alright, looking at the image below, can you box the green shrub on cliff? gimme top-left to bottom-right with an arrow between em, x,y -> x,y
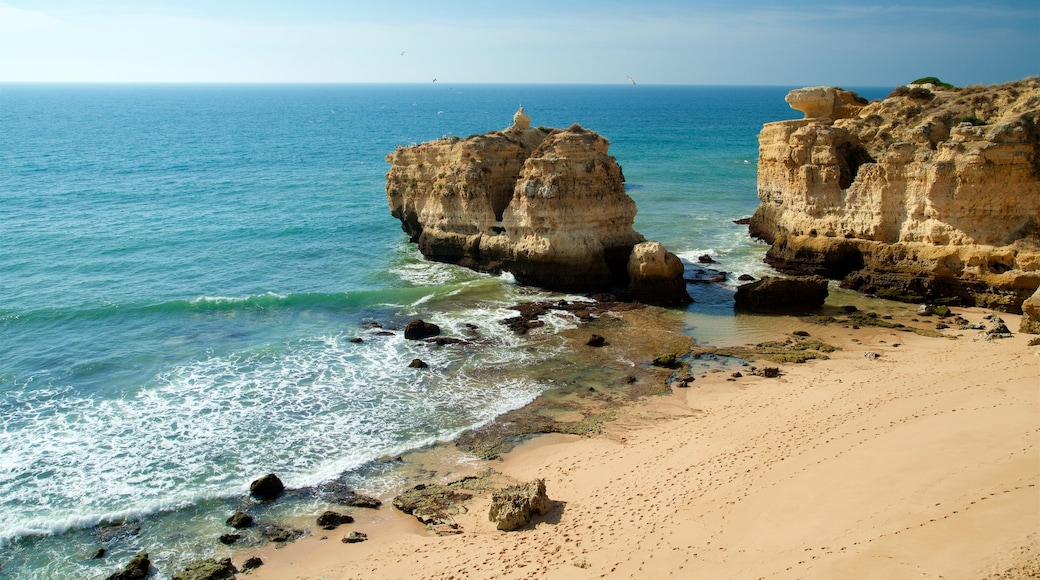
910,76 -> 955,89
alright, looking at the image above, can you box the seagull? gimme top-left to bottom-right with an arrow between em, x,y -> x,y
432,78 -> 437,83
400,51 -> 405,56
627,75 -> 636,85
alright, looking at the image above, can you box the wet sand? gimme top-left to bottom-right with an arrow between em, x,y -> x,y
236,305 -> 1040,579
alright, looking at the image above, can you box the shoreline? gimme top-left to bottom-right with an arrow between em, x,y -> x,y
231,301 -> 1040,579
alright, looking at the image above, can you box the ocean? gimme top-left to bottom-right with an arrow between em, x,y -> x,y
0,83 -> 889,578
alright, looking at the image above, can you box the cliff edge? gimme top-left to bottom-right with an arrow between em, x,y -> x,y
750,79 -> 1040,313
386,108 -> 690,305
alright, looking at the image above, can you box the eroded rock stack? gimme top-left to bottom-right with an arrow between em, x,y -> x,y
386,108 -> 690,304
750,79 -> 1040,312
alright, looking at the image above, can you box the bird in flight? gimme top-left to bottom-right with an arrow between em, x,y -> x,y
627,75 -> 637,85
432,78 -> 437,83
400,51 -> 405,56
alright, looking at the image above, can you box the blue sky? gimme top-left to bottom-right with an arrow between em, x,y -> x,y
1,1 -> 1037,86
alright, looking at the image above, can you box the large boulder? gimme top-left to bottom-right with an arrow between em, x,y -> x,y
734,276 -> 829,313
403,319 -> 440,340
626,241 -> 692,306
249,473 -> 284,502
488,479 -> 552,531
750,79 -> 1040,312
1021,287 -> 1040,334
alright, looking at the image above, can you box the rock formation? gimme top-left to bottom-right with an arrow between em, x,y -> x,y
386,108 -> 690,304
488,478 -> 552,531
750,78 -> 1040,312
1021,287 -> 1040,334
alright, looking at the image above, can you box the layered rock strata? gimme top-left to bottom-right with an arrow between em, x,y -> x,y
386,108 -> 689,304
750,79 -> 1040,312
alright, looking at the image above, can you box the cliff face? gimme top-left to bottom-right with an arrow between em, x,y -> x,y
750,79 -> 1040,312
386,109 -> 687,302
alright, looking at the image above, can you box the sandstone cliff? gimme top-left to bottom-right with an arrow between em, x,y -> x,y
386,108 -> 690,304
750,79 -> 1040,312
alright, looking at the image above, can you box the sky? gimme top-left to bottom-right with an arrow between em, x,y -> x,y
0,1 -> 1037,86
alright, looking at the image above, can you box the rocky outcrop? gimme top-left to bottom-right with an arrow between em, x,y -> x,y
750,78 -> 1040,312
387,108 -> 689,302
733,276 -> 829,313
1021,287 -> 1040,334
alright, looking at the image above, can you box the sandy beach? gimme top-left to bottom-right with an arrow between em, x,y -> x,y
237,306 -> 1039,580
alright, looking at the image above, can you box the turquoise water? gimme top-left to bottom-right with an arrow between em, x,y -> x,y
0,83 -> 887,578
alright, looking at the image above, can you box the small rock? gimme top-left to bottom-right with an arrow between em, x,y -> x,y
731,371 -> 743,378
241,557 -> 263,571
935,323 -> 949,330
865,352 -> 882,360
104,552 -> 150,580
698,254 -> 717,264
917,304 -> 934,316
408,358 -> 429,369
226,511 -> 254,529
792,330 -> 810,337
92,548 -> 107,559
249,474 -> 285,502
586,334 -> 606,347
349,337 -> 364,343
218,533 -> 241,545
737,274 -> 755,281
316,510 -> 354,530
342,531 -> 368,544
259,524 -> 303,543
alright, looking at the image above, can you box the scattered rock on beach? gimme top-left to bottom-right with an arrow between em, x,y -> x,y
218,533 -> 241,545
489,479 -> 552,531
586,334 -> 607,347
698,254 -> 717,264
249,474 -> 285,502
342,531 -> 368,544
172,557 -> 236,580
241,557 -> 263,571
316,510 -> 354,530
258,524 -> 303,543
313,481 -> 382,509
104,552 -> 150,580
408,358 -> 429,369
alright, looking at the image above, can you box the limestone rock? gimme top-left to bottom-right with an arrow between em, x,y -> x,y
734,276 -> 829,313
1021,287 -> 1040,334
386,110 -> 656,293
786,87 -> 868,120
751,78 -> 1040,312
172,557 -> 236,580
488,479 -> 552,531
249,474 -> 284,502
392,483 -> 473,526
626,241 -> 692,306
104,553 -> 150,580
